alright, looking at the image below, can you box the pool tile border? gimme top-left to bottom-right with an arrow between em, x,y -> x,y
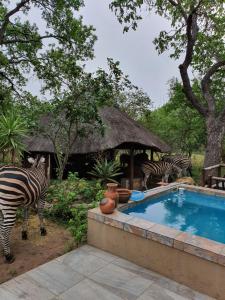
88,183 -> 225,267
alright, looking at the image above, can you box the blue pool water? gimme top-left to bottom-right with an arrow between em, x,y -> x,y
123,189 -> 225,244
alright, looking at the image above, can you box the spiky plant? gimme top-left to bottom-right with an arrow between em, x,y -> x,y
0,111 -> 28,163
88,159 -> 122,185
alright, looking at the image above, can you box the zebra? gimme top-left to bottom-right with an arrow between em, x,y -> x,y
0,156 -> 49,263
162,155 -> 192,177
141,160 -> 182,189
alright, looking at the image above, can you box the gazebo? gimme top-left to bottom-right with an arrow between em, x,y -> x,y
24,106 -> 171,188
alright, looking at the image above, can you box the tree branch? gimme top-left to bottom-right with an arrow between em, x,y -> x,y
167,0 -> 187,21
2,34 -> 62,45
201,60 -> 225,113
0,0 -> 30,44
179,13 -> 207,117
0,71 -> 20,96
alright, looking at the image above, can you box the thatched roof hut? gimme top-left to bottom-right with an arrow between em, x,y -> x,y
24,106 -> 170,154
24,106 -> 170,188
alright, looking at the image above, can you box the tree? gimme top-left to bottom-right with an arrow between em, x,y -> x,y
141,79 -> 205,156
0,1 -> 96,101
91,58 -> 152,119
38,69 -> 104,180
0,0 -> 98,171
110,0 -> 225,167
38,56 -> 146,180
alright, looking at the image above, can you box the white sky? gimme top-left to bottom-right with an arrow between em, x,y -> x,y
26,0 -> 181,108
79,0 -> 180,108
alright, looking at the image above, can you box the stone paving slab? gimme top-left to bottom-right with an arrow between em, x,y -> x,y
0,245 -> 214,300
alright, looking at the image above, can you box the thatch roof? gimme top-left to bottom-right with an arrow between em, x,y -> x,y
24,106 -> 170,154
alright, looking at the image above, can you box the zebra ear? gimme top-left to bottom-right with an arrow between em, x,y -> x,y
40,156 -> 45,163
28,157 -> 35,164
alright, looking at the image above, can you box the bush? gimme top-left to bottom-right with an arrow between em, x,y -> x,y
45,172 -> 104,244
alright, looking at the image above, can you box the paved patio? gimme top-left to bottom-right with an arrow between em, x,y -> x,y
0,245 -> 214,300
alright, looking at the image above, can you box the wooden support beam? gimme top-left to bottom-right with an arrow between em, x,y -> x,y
218,165 -> 222,177
129,148 -> 134,190
151,149 -> 154,161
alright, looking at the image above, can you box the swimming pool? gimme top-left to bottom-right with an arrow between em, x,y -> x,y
123,188 -> 225,244
88,184 -> 225,298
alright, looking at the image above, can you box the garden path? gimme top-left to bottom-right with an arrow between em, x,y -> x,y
0,245 -> 214,300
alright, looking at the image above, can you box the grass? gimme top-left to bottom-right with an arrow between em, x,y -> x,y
191,153 -> 204,185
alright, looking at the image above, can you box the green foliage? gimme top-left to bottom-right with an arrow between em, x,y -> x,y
110,1 -> 225,71
45,173 -> 104,243
0,110 -> 28,162
0,1 -> 95,99
140,80 -> 206,156
191,153 -> 204,185
89,159 -> 122,185
68,201 -> 98,244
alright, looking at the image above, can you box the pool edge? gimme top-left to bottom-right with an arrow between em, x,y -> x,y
88,183 -> 225,299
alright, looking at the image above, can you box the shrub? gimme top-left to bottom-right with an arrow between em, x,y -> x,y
45,172 -> 104,244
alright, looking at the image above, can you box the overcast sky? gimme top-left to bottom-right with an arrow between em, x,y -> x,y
80,0 -> 181,108
26,0 -> 181,108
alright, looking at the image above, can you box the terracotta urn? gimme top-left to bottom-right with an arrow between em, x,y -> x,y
117,188 -> 132,203
99,198 -> 115,214
104,183 -> 119,207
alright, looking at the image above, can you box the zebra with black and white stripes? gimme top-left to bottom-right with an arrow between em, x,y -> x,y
162,155 -> 192,177
0,156 -> 49,263
141,160 -> 182,189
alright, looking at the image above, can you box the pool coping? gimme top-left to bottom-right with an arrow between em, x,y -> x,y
88,183 -> 225,267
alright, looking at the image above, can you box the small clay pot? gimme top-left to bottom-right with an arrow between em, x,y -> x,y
117,188 -> 132,203
99,198 -> 115,214
104,183 -> 119,207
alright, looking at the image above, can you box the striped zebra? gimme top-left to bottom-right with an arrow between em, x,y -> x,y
141,161 -> 182,189
162,155 -> 192,177
0,156 -> 49,263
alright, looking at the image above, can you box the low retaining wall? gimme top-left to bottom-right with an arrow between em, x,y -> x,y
87,184 -> 225,299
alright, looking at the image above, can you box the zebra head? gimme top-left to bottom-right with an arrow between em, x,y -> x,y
37,156 -> 45,168
172,165 -> 182,178
27,156 -> 38,167
27,156 -> 45,169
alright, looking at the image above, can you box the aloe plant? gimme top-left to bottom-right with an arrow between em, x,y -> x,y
0,111 -> 28,163
89,159 -> 122,185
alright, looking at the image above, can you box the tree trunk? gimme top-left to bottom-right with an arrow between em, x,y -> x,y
204,118 -> 225,168
11,149 -> 16,163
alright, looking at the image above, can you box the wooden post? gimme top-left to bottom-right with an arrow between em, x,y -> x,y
202,169 -> 206,186
129,148 -> 134,190
208,175 -> 212,188
151,149 -> 154,161
218,165 -> 221,177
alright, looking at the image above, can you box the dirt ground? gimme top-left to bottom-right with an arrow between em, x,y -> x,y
0,215 -> 75,284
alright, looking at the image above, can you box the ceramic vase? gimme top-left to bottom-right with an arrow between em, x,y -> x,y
99,198 -> 115,214
117,188 -> 132,203
104,183 -> 119,207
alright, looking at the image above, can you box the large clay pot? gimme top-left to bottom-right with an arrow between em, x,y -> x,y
104,183 -> 119,207
99,198 -> 115,214
117,188 -> 132,203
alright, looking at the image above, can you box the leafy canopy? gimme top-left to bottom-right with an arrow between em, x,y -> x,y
0,0 -> 96,99
141,79 -> 205,156
110,0 -> 225,116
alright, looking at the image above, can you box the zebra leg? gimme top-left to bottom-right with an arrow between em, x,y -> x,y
182,168 -> 187,177
164,174 -> 169,183
22,208 -> 29,240
0,210 -> 4,255
0,210 -> 15,263
143,174 -> 149,190
38,197 -> 47,236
